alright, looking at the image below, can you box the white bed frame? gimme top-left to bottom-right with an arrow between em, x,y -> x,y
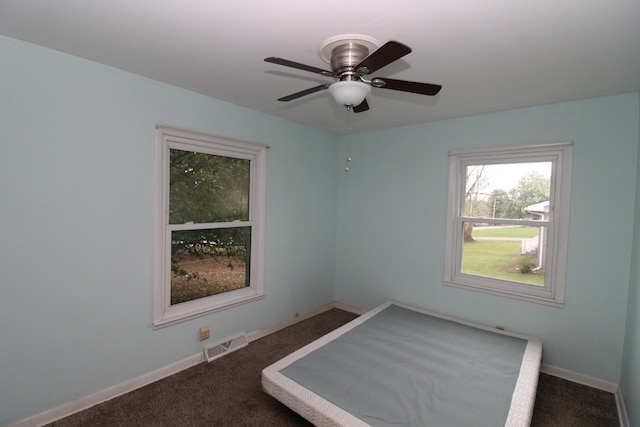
262,301 -> 542,427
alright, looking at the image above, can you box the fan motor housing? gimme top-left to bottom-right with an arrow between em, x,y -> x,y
330,43 -> 369,80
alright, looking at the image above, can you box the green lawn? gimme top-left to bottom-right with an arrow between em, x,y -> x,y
463,227 -> 544,286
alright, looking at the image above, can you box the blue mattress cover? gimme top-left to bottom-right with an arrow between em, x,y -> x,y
280,304 -> 528,427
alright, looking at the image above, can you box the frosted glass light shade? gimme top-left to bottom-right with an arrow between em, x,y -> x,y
328,81 -> 371,106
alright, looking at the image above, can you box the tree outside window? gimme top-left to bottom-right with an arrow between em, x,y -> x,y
154,127 -> 266,327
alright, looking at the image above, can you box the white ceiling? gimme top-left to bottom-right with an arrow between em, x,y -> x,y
1,0 -> 639,134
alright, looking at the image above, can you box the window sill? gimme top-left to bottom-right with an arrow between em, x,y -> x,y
153,291 -> 264,329
444,279 -> 565,308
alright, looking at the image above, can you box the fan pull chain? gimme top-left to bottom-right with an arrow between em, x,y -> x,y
344,108 -> 352,172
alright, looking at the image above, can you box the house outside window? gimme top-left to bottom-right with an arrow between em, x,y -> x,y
153,126 -> 267,328
443,142 -> 572,307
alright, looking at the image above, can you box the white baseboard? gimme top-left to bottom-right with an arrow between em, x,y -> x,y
540,364 -> 618,392
615,388 -> 630,427
246,301 -> 337,342
541,364 -> 627,427
9,301 -> 351,427
333,300 -> 367,315
8,352 -> 204,427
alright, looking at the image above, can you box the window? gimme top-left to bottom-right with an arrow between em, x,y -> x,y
154,126 -> 267,327
444,142 -> 572,307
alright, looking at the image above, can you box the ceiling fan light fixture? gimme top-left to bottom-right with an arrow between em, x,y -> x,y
265,36 -> 441,113
329,81 -> 371,107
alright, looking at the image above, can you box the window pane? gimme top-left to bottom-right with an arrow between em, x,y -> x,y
461,223 -> 546,286
169,149 -> 250,224
170,227 -> 250,305
464,162 -> 551,219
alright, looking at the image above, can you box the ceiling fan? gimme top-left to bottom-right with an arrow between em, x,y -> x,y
264,34 -> 442,113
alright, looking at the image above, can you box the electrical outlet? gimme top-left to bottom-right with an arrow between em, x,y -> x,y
199,326 -> 210,341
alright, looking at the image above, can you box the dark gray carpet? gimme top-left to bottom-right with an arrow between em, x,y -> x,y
46,308 -> 619,426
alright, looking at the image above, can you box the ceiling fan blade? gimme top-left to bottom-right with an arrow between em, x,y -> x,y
264,57 -> 335,77
373,77 -> 442,96
352,98 -> 369,113
277,84 -> 330,102
355,41 -> 412,75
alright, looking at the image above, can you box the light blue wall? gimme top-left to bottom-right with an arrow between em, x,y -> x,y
0,36 -> 338,425
2,33 -> 640,425
621,100 -> 640,426
335,93 -> 640,383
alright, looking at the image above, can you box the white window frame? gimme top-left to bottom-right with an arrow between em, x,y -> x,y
153,126 -> 267,328
443,142 -> 572,307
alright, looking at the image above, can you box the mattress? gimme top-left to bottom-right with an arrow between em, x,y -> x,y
262,301 -> 542,427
